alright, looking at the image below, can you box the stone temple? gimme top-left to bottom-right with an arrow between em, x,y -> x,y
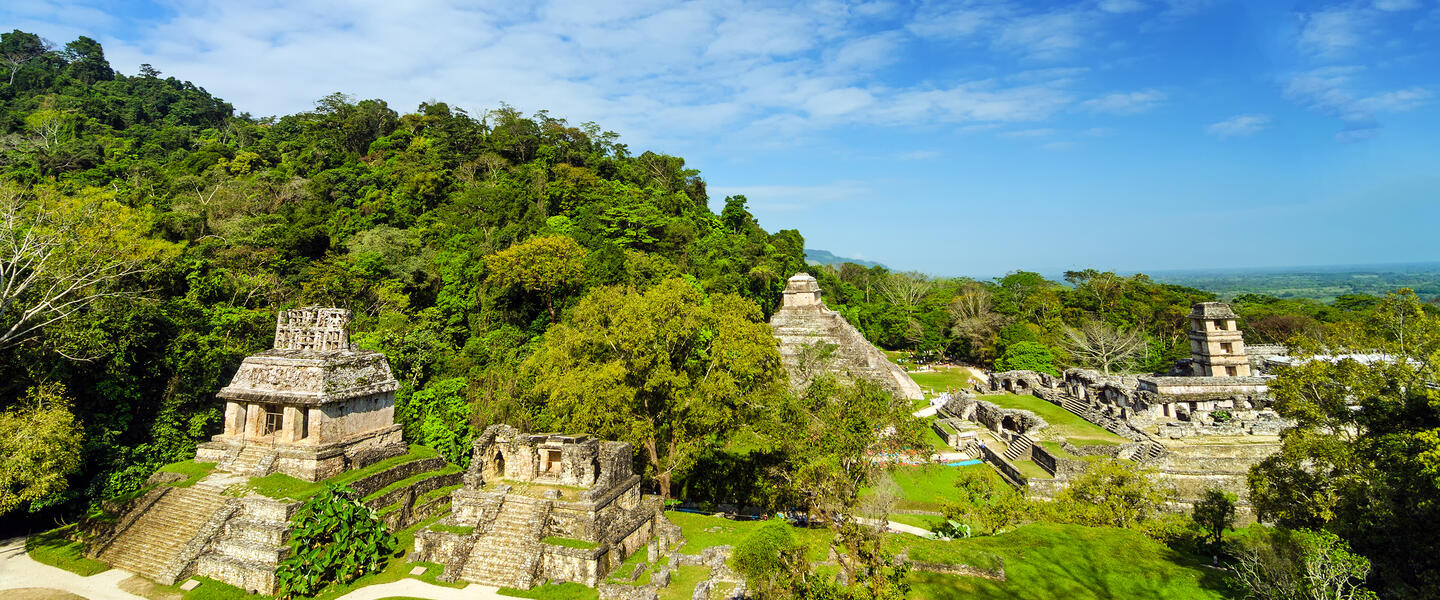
413,425 -> 678,589
770,273 -> 924,400
195,307 -> 406,480
91,308 -> 459,594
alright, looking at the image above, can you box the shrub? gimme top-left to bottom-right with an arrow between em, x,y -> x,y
274,484 -> 396,599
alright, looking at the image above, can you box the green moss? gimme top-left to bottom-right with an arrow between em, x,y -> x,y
419,483 -> 464,502
541,536 -> 599,549
430,524 -> 474,535
26,524 -> 109,576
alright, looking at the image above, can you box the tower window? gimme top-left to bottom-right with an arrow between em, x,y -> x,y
1220,342 -> 1233,353
1214,320 -> 1227,330
1225,366 -> 1237,376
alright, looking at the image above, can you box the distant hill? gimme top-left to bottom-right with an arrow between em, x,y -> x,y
805,248 -> 885,268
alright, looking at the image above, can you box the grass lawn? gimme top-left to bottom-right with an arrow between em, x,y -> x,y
894,522 -> 1228,600
922,426 -> 954,452
666,511 -> 834,562
866,464 -> 995,512
156,460 -> 217,487
1011,459 -> 1053,480
658,565 -> 711,600
910,368 -> 982,397
889,513 -> 947,530
26,524 -> 110,576
979,394 -> 1126,445
244,444 -> 440,500
499,582 -> 598,600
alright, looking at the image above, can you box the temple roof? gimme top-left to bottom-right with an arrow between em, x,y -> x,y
784,272 -> 821,293
1189,302 -> 1238,319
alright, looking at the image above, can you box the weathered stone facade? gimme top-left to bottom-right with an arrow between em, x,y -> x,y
413,425 -> 679,590
769,273 -> 924,400
195,307 -> 405,481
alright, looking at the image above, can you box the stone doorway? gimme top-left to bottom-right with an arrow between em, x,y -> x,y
261,404 -> 283,437
542,449 -> 562,474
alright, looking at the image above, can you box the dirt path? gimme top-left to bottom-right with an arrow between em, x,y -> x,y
0,537 -> 148,600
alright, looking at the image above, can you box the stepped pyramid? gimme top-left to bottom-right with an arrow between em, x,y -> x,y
770,273 -> 924,401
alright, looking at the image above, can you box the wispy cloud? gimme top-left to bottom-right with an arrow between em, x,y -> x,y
1079,89 -> 1166,114
1297,6 -> 1373,59
1283,66 -> 1430,140
1206,114 -> 1270,137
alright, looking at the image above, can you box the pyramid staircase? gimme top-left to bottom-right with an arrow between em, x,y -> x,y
96,483 -> 231,584
459,497 -> 551,588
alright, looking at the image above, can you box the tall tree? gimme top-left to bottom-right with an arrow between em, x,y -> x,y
485,235 -> 587,324
0,184 -> 178,349
1062,320 -> 1147,375
520,278 -> 786,498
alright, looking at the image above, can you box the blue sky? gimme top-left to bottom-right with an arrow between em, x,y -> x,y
6,0 -> 1438,277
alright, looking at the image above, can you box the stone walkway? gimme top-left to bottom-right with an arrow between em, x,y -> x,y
330,578 -> 507,600
0,535 -> 509,600
0,537 -> 148,600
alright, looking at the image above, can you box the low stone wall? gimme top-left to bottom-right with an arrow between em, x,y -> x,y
349,455 -> 448,498
979,444 -> 1027,487
1028,444 -> 1088,479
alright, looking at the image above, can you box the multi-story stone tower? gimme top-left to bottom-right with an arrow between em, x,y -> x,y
1187,302 -> 1251,377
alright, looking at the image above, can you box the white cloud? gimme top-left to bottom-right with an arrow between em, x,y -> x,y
1099,0 -> 1148,14
1297,5 -> 1373,58
1282,66 -> 1430,142
1206,114 -> 1270,137
996,10 -> 1093,59
1373,0 -> 1421,11
1079,89 -> 1166,114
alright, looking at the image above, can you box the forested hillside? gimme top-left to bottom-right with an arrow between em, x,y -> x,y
0,30 -> 808,521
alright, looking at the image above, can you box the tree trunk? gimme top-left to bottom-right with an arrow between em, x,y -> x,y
644,438 -> 669,501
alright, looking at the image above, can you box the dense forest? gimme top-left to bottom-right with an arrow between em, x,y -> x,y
0,29 -> 814,522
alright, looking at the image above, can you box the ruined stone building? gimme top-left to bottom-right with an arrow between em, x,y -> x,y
91,308 -> 458,594
413,425 -> 678,589
195,307 -> 406,480
770,273 -> 924,400
981,301 -> 1288,515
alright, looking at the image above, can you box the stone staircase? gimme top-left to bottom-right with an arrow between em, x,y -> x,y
459,498 -> 547,588
222,443 -> 277,478
97,484 -> 229,583
195,495 -> 294,594
1002,434 -> 1033,462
